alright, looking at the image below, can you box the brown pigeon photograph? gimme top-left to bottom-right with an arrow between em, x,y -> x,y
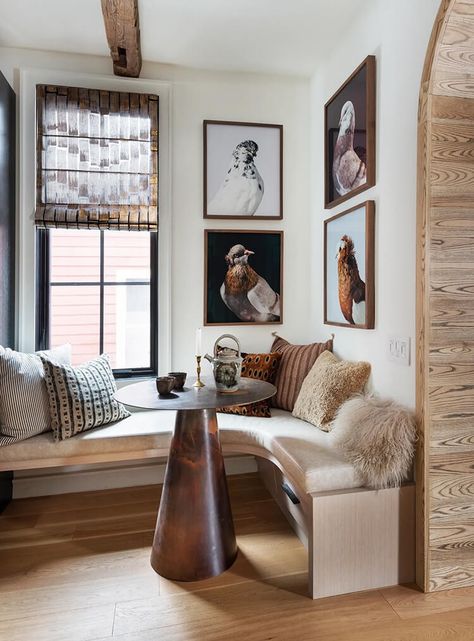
324,201 -> 375,329
325,56 -> 376,208
205,230 -> 283,325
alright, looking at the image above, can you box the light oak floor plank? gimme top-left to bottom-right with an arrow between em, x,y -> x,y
2,473 -> 474,641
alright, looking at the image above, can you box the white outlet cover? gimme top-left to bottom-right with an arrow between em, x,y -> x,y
388,336 -> 411,366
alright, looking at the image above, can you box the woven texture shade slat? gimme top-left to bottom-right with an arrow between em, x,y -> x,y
35,85 -> 158,231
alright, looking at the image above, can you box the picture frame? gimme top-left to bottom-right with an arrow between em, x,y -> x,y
203,120 -> 283,219
324,201 -> 375,329
204,229 -> 283,326
324,55 -> 376,209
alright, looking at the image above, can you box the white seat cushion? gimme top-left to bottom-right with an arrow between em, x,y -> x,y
0,409 -> 362,494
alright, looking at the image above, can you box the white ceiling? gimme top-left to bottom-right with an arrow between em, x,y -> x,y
0,0 -> 371,77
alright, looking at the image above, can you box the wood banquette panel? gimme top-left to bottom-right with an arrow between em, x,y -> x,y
418,0 -> 474,592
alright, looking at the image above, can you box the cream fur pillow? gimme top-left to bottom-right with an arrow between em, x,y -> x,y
333,395 -> 416,489
292,351 -> 370,430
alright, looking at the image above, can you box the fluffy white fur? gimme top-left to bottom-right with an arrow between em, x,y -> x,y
332,394 -> 417,489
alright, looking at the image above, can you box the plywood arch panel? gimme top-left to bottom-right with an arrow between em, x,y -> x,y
417,0 -> 474,592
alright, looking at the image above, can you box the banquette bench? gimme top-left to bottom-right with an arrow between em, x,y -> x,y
0,407 -> 415,599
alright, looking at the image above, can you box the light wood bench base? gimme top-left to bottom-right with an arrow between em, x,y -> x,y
257,458 -> 415,599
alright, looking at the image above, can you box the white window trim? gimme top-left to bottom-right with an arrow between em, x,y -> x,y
18,68 -> 172,373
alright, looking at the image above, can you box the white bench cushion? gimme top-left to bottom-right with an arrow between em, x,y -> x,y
0,409 -> 362,494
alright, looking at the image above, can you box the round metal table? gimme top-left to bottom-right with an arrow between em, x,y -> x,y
115,377 -> 276,582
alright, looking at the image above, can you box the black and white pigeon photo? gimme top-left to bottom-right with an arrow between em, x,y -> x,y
208,140 -> 264,216
220,243 -> 280,322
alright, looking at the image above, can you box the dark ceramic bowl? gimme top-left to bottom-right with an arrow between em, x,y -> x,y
156,376 -> 176,395
168,371 -> 187,390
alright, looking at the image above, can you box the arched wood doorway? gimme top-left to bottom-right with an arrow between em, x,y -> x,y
417,0 -> 474,592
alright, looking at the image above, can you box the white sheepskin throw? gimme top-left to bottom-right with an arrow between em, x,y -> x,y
333,395 -> 417,489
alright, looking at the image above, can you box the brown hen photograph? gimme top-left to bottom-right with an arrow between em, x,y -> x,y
324,56 -> 376,209
324,201 -> 375,329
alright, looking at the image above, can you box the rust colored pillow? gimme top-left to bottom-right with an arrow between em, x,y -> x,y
218,352 -> 281,418
271,335 -> 334,411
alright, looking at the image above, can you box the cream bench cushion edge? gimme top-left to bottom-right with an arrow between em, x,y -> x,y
0,409 -> 362,495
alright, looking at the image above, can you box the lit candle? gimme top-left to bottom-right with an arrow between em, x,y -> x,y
195,328 -> 202,356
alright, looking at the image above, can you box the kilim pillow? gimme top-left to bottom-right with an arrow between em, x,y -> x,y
0,344 -> 71,447
40,354 -> 130,441
271,335 -> 333,411
292,351 -> 371,431
218,352 -> 281,418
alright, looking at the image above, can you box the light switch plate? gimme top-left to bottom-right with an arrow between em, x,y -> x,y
388,336 -> 411,366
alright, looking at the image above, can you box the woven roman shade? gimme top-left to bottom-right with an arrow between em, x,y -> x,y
35,85 -> 158,231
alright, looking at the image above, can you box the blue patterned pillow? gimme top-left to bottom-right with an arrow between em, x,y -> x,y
40,354 -> 130,441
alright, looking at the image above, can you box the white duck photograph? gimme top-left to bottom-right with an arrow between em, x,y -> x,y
325,56 -> 375,208
205,230 -> 283,325
204,120 -> 282,219
324,201 -> 375,329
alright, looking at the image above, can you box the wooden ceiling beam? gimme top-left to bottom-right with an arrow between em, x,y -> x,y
101,0 -> 142,78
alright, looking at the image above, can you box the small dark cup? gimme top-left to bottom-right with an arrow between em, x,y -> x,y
156,376 -> 175,396
168,371 -> 187,390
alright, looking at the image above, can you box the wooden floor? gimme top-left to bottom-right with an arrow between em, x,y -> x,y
1,473 -> 474,640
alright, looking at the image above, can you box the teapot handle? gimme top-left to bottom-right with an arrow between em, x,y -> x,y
214,334 -> 241,358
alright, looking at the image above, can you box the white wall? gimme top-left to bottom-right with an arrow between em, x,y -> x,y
309,0 -> 440,407
1,0 -> 441,409
0,47 -> 311,376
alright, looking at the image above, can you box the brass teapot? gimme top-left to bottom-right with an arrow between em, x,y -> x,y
204,334 -> 242,393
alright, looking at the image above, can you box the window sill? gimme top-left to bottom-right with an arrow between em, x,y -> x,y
115,374 -> 155,389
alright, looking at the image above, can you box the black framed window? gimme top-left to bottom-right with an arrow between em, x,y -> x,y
36,228 -> 158,377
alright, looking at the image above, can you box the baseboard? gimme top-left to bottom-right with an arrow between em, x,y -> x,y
12,455 -> 257,498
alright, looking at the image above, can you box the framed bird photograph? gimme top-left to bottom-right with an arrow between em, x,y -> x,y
324,55 -> 376,209
324,201 -> 375,329
203,120 -> 283,219
205,230 -> 283,325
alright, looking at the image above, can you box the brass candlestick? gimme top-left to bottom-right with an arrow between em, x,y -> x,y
193,355 -> 205,388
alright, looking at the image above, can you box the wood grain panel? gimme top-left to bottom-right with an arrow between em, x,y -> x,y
430,472 -> 474,502
450,1 -> 474,18
432,120 -> 474,141
430,360 -> 474,384
429,330 -> 474,351
431,422 -> 474,453
429,561 -> 474,591
428,385 -> 474,423
431,157 -> 474,182
433,70 -> 474,98
418,0 -> 474,590
437,44 -> 474,73
430,295 -> 474,326
432,94 -> 474,121
430,521 -> 474,563
431,499 -> 474,520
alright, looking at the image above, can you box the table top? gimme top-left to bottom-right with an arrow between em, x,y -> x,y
115,376 -> 276,411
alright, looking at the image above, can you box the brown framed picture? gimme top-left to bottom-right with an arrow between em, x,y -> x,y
205,230 -> 283,326
324,201 -> 375,329
203,120 -> 283,219
324,56 -> 376,209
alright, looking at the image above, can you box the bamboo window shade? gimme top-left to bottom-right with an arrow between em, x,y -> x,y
35,85 -> 158,231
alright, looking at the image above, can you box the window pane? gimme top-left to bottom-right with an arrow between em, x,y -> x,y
50,229 -> 100,283
104,230 -> 151,282
104,285 -> 150,369
50,285 -> 100,365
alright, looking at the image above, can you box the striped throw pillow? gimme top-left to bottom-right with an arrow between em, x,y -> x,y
40,354 -> 130,441
271,335 -> 334,411
0,344 -> 71,447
